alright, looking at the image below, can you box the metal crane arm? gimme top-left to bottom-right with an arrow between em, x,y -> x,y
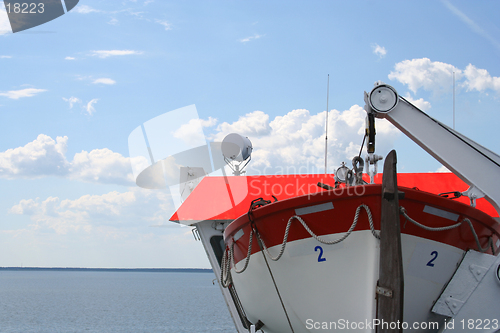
364,83 -> 500,216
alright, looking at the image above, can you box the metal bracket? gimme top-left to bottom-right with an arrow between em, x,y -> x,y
179,166 -> 207,201
211,221 -> 226,231
461,186 -> 485,208
191,227 -> 201,241
469,264 -> 488,282
365,153 -> 383,184
432,250 -> 498,321
383,190 -> 405,201
376,285 -> 393,298
444,297 -> 465,315
249,320 -> 264,332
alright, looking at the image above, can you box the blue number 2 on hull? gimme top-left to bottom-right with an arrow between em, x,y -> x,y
427,251 -> 438,267
315,246 -> 326,262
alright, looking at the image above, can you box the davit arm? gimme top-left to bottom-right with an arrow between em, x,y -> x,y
364,83 -> 500,217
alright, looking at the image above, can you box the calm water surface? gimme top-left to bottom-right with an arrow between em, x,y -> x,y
0,271 -> 235,333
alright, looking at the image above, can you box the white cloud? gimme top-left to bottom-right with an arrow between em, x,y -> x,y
65,56 -> 75,60
85,99 -> 98,115
75,75 -> 91,81
9,188 -> 173,234
70,148 -> 136,185
108,18 -> 119,25
62,96 -> 81,109
92,78 -> 116,85
9,198 -> 38,215
125,9 -> 144,18
0,88 -> 47,99
212,107 -> 399,174
173,117 -> 217,147
0,105 -> 400,185
389,58 -> 461,94
389,58 -> 500,96
0,134 -> 69,178
239,34 -> 264,43
372,43 -> 387,58
216,111 -> 271,137
403,93 -> 432,111
73,5 -> 100,14
155,19 -> 172,30
91,50 -> 143,58
0,134 -> 139,186
436,165 -> 450,172
200,117 -> 217,128
463,64 -> 500,94
1,55 -> 11,58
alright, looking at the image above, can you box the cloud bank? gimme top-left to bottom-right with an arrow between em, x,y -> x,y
0,88 -> 47,99
9,188 -> 173,234
1,101 -> 401,185
0,134 -> 137,186
211,106 -> 399,174
389,58 -> 500,95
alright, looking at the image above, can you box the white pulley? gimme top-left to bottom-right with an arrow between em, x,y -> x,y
369,84 -> 399,113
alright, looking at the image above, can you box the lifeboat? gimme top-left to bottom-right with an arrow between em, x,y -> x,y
222,174 -> 499,332
148,83 -> 500,332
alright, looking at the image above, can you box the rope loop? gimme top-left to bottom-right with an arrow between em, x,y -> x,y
399,206 -> 462,231
220,247 -> 232,288
258,204 -> 379,261
231,229 -> 254,273
220,204 -> 498,289
400,206 -> 495,253
220,203 -> 379,285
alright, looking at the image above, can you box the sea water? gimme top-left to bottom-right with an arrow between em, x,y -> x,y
0,270 -> 235,333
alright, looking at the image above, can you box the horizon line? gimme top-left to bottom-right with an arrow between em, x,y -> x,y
0,267 -> 213,272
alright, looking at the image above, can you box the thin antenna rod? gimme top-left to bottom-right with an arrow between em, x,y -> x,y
324,74 -> 329,175
453,71 -> 455,130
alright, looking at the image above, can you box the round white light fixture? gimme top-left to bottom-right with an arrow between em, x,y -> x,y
222,133 -> 253,176
222,133 -> 252,162
335,163 -> 350,183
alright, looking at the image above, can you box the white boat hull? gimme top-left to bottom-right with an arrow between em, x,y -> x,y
230,231 -> 464,332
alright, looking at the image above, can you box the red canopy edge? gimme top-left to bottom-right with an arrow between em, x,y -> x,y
169,173 -> 498,223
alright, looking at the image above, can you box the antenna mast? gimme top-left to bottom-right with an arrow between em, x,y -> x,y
453,71 -> 455,130
324,74 -> 329,175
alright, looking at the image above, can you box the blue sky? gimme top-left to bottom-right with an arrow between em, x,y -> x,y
0,0 -> 499,268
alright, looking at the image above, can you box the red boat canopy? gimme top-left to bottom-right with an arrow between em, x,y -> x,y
170,173 -> 498,224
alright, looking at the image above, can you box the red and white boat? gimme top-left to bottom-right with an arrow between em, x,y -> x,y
132,84 -> 500,332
